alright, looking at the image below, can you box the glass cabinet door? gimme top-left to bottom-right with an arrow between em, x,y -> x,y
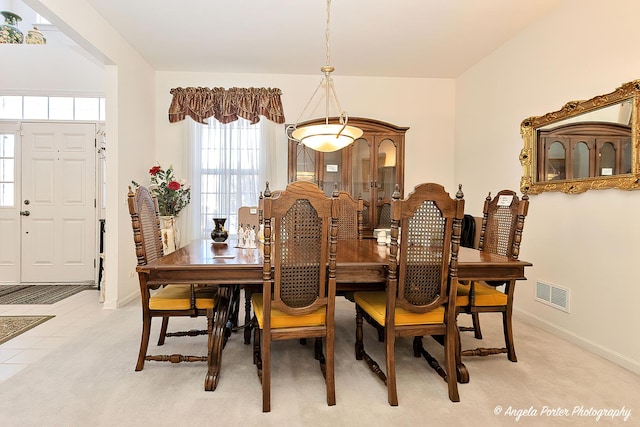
321,150 -> 343,196
351,137 -> 372,228
294,144 -> 317,183
376,138 -> 397,202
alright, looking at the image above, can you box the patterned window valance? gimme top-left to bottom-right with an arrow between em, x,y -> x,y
168,87 -> 285,125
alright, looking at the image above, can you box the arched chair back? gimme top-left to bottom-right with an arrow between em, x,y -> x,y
354,183 -> 465,405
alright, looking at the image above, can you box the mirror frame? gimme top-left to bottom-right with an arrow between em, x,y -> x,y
520,79 -> 640,194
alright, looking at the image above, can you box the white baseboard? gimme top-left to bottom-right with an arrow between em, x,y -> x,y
102,290 -> 138,310
116,290 -> 139,308
515,308 -> 640,375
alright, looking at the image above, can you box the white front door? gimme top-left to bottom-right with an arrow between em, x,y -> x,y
0,123 -> 21,282
21,123 -> 96,282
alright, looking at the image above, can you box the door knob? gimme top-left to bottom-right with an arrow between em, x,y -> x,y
20,210 -> 30,216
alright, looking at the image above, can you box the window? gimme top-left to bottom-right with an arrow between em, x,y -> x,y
0,96 -> 105,121
35,14 -> 51,25
0,133 -> 16,207
189,118 -> 277,239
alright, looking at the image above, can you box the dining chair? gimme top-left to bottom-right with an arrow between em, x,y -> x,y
232,205 -> 260,328
251,180 -> 338,412
243,186 -> 281,345
376,198 -> 392,228
127,185 -> 217,371
238,205 -> 260,237
456,189 -> 529,362
354,183 -> 465,405
460,214 -> 477,249
332,184 -> 364,240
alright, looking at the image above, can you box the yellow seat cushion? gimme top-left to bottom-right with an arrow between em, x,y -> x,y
149,284 -> 216,310
252,293 -> 326,329
456,281 -> 507,307
354,291 -> 444,326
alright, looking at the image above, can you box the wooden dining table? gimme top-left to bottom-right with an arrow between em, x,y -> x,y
136,238 -> 532,391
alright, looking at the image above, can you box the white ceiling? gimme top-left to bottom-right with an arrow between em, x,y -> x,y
79,0 -> 560,78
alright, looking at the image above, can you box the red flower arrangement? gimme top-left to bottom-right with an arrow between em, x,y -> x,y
146,164 -> 191,216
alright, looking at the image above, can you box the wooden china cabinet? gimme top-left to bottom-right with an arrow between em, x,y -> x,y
287,117 -> 409,236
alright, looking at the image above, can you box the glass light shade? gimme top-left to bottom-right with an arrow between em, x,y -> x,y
292,124 -> 363,152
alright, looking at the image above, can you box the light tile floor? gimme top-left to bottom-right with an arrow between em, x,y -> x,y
0,288 -> 111,382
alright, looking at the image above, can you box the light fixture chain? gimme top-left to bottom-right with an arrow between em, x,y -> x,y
325,0 -> 331,67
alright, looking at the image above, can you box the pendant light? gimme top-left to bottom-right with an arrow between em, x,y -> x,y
286,0 -> 363,153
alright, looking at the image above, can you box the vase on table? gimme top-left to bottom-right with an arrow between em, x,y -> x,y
0,11 -> 24,44
25,26 -> 46,44
211,218 -> 229,243
159,215 -> 180,254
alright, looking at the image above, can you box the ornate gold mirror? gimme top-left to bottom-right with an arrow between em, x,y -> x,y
520,80 -> 640,194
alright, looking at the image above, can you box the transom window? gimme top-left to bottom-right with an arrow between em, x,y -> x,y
0,96 -> 105,121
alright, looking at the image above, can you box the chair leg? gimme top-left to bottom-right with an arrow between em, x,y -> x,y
385,327 -> 398,406
326,336 -> 336,406
253,319 -> 262,369
503,310 -> 517,362
229,285 -> 240,328
413,336 -> 447,380
355,305 -> 387,384
314,337 -> 327,379
262,330 -> 271,412
355,306 -> 364,360
157,316 -> 169,346
136,315 -> 152,371
445,323 -> 460,402
471,313 -> 482,339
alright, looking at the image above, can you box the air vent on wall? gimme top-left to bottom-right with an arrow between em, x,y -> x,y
535,281 -> 570,313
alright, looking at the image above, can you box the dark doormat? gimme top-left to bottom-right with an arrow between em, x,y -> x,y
0,284 -> 95,305
0,316 -> 55,345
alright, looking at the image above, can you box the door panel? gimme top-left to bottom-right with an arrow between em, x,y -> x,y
21,123 -> 96,282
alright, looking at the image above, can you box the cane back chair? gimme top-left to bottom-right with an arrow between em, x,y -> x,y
332,184 -> 364,240
456,189 -> 529,362
376,198 -> 392,228
354,183 -> 465,405
127,185 -> 217,371
251,180 -> 338,412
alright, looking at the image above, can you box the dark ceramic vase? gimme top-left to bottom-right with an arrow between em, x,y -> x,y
211,218 -> 229,242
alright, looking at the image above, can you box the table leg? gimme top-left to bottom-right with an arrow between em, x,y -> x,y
205,287 -> 232,391
244,290 -> 252,344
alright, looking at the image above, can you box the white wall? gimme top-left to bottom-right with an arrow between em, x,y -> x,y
0,2 -> 104,92
19,0 -> 157,309
154,72 -> 456,198
456,0 -> 640,373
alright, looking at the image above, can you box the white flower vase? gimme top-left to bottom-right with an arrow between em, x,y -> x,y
159,215 -> 179,254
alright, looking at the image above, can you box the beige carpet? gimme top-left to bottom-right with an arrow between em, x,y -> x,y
0,296 -> 637,426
